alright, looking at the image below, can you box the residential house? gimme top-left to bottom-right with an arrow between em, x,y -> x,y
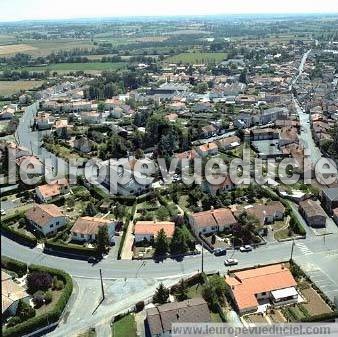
174,150 -> 199,168
196,142 -> 218,157
201,124 -> 217,138
234,113 -> 253,129
134,221 -> 175,243
225,264 -> 298,314
0,105 -> 16,120
251,128 -> 279,141
257,107 -> 288,125
35,179 -> 69,203
299,199 -> 327,228
321,187 -> 338,214
71,216 -> 116,244
202,175 -> 235,195
80,111 -> 104,124
216,136 -> 241,150
16,155 -> 44,175
2,271 -> 30,318
239,201 -> 285,226
146,298 -> 211,337
34,113 -> 54,130
25,204 -> 67,236
189,207 -> 237,236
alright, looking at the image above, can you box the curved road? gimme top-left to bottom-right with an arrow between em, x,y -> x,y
3,51 -> 338,336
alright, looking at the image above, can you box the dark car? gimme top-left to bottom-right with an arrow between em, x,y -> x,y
88,256 -> 99,264
214,248 -> 227,256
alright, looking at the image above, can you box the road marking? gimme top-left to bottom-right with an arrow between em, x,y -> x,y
295,242 -> 312,255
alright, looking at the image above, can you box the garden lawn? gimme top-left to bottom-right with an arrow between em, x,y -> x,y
112,314 -> 137,337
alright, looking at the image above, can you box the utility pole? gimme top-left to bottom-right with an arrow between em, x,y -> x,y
201,243 -> 204,274
290,240 -> 295,262
100,269 -> 105,300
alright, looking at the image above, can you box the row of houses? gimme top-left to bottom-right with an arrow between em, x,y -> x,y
25,203 -> 116,243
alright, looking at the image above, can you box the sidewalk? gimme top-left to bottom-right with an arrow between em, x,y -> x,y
120,208 -> 137,260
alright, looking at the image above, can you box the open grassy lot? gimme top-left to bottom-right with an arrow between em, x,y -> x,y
301,287 -> 333,316
0,39 -> 95,57
165,52 -> 227,64
0,80 -> 45,96
112,314 -> 137,337
23,62 -> 126,74
0,43 -> 38,56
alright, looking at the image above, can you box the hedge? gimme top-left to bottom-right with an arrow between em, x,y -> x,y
1,212 -> 38,248
44,241 -> 98,258
2,263 -> 73,337
301,311 -> 338,322
1,256 -> 28,278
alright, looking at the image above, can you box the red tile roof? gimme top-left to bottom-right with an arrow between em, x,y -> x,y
225,264 -> 297,311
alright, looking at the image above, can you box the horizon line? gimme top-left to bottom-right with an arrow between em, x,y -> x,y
1,12 -> 338,24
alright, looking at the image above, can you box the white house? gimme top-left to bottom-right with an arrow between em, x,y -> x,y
71,217 -> 116,244
25,204 -> 67,236
189,208 -> 237,236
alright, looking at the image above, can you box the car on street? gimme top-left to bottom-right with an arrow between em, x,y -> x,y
214,248 -> 227,256
88,256 -> 99,264
239,245 -> 253,252
224,258 -> 238,266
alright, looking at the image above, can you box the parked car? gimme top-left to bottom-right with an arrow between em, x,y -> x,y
224,258 -> 238,266
214,248 -> 227,256
88,256 -> 99,264
240,245 -> 253,252
1,209 -> 6,216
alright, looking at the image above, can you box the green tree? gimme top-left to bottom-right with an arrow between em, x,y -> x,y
154,228 -> 169,256
17,299 -> 36,321
170,227 -> 189,255
175,279 -> 188,302
153,283 -> 169,304
84,202 -> 98,216
96,225 -> 109,255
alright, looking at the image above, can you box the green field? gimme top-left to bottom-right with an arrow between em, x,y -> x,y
23,62 -> 126,74
165,52 -> 227,64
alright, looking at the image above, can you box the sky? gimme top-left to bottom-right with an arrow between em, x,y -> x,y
0,0 -> 338,22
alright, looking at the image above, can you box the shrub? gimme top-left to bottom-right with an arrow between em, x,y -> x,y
17,300 -> 36,321
1,256 -> 27,278
7,316 -> 21,327
33,291 -> 45,308
55,280 -> 64,290
44,291 -> 53,304
27,271 -> 53,293
135,301 -> 145,312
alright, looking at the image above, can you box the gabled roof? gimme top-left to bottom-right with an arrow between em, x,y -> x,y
134,221 -> 175,238
146,298 -> 210,335
26,204 -> 64,227
71,217 -> 113,236
191,207 -> 237,229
